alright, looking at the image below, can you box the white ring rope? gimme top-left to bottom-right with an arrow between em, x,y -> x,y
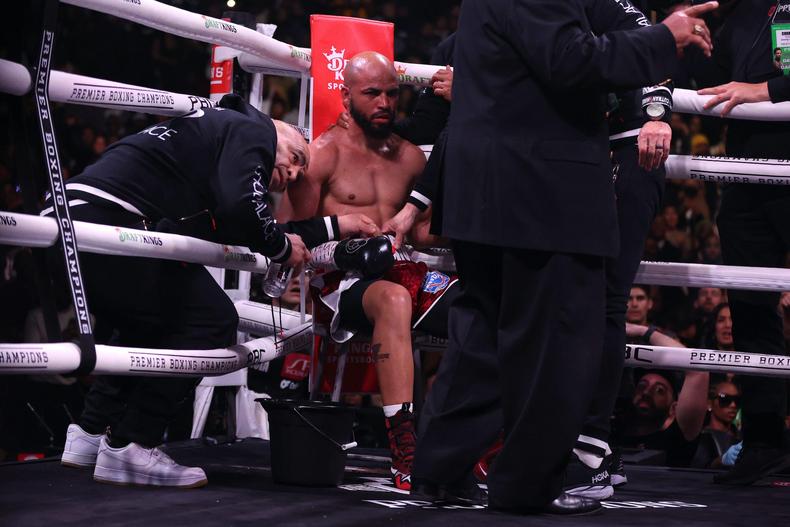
62,0 -> 312,73
235,301 -> 311,336
0,322 -> 313,377
0,211 -> 269,273
665,155 -> 790,186
672,88 -> 790,122
429,145 -> 790,186
0,59 -> 215,117
634,261 -> 790,292
3,211 -> 789,291
625,344 -> 790,379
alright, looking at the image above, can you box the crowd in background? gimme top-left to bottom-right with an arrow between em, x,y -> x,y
1,0 -> 789,466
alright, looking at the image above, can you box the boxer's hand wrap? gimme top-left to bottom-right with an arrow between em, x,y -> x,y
641,84 -> 673,121
310,236 -> 395,277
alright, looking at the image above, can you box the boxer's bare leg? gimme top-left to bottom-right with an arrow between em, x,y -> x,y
362,281 -> 414,405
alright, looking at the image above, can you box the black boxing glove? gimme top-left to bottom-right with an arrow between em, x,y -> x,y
310,236 -> 394,277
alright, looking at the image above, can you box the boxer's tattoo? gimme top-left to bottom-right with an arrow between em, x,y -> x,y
371,343 -> 390,362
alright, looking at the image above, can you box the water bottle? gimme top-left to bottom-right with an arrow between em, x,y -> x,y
262,263 -> 293,298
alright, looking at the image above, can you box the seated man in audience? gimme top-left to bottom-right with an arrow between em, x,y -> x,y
277,51 -> 457,491
614,323 -> 710,467
626,285 -> 654,327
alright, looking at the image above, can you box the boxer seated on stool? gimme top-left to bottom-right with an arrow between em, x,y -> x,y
277,51 -> 457,491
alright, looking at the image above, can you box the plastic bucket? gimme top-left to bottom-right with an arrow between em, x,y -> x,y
258,399 -> 356,486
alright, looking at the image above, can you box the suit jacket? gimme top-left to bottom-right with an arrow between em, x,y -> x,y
441,0 -> 677,257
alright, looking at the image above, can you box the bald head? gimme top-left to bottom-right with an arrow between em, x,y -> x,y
343,51 -> 398,87
341,51 -> 399,139
271,120 -> 309,192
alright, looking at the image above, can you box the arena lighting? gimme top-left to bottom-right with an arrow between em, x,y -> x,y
227,0 -> 236,8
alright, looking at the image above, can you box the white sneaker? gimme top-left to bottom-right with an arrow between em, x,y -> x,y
93,437 -> 207,488
61,424 -> 103,468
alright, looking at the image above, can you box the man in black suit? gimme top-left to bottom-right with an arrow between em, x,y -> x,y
693,0 -> 790,485
411,0 -> 718,515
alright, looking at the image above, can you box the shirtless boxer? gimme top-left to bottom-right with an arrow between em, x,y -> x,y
278,52 -> 455,490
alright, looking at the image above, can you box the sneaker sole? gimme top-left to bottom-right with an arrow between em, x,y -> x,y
611,475 -> 628,487
61,460 -> 96,469
61,452 -> 98,468
564,485 -> 614,500
93,467 -> 208,488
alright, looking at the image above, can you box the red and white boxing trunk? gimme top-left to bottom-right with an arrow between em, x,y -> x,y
310,254 -> 458,343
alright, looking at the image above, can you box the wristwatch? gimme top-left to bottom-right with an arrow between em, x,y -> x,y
645,102 -> 666,121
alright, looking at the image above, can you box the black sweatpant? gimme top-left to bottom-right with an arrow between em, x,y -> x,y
717,184 -> 790,447
51,203 -> 238,447
413,240 -> 605,508
583,145 -> 665,442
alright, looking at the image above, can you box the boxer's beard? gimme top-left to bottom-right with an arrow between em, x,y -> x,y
349,100 -> 394,139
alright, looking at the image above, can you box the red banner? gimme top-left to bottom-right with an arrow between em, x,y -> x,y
313,337 -> 380,394
310,15 -> 394,138
209,44 -> 233,101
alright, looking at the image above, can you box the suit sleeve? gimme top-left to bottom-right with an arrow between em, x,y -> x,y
407,127 -> 447,211
768,76 -> 790,103
509,0 -> 677,91
394,37 -> 454,145
585,0 -> 651,34
211,119 -> 292,262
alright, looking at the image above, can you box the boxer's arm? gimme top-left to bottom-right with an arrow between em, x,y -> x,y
409,206 -> 448,249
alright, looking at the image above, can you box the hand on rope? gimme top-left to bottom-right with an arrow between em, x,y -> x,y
698,81 -> 771,116
431,66 -> 453,102
638,121 -> 671,171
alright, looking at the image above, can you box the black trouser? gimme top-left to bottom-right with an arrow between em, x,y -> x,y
51,203 -> 238,447
717,184 -> 790,448
413,240 -> 605,508
583,146 -> 665,443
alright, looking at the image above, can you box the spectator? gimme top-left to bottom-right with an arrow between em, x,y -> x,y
616,324 -> 710,467
626,285 -> 654,326
698,231 -> 723,264
708,381 -> 741,439
691,381 -> 741,469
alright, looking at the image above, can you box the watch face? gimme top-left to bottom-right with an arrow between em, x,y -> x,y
646,103 -> 665,119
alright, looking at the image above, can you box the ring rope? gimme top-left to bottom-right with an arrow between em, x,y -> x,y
3,211 -> 789,292
0,58 -> 215,117
62,0 -> 311,73
0,211 -> 269,273
0,322 -> 313,377
625,344 -> 790,379
235,301 -> 311,335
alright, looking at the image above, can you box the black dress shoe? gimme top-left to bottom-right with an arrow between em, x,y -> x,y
542,492 -> 602,515
411,477 -> 488,506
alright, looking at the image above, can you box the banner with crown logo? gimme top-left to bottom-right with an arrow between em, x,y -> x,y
310,15 -> 394,138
